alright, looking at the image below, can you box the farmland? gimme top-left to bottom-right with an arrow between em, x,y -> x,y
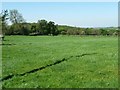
1,35 -> 118,88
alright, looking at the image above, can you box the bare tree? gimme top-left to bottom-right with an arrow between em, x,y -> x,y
9,9 -> 25,24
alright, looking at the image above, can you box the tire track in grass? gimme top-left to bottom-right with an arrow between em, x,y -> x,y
0,53 -> 97,82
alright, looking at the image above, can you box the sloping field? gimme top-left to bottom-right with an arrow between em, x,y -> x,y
1,36 -> 118,88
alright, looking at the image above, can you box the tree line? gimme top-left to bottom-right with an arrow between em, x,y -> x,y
0,9 -> 119,36
58,25 -> 119,36
1,9 -> 59,36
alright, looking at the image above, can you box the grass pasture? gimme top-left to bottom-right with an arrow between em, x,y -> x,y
2,35 -> 118,88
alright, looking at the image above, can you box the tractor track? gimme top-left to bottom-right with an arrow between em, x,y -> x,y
0,53 -> 97,82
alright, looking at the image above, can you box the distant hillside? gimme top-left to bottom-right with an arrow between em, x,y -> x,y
58,25 -> 118,30
57,25 -> 118,36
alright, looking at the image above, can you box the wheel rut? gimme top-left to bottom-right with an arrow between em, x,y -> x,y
0,53 -> 97,82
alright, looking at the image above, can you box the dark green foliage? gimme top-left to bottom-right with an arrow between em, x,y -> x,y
6,23 -> 29,35
19,23 -> 29,35
30,23 -> 37,33
5,22 -> 119,36
0,10 -> 9,34
100,29 -> 108,35
0,9 -> 118,36
58,25 -> 118,36
37,19 -> 48,35
47,21 -> 59,35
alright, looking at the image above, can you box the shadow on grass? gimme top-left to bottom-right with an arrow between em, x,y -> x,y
0,43 -> 16,46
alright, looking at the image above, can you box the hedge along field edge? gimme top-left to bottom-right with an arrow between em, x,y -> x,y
118,1 -> 120,89
0,26 -> 2,89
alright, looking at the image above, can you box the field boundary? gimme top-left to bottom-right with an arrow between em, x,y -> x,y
1,53 -> 97,82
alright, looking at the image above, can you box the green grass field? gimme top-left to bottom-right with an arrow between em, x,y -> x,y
1,35 -> 118,88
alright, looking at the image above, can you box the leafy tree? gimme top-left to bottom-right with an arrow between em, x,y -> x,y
100,29 -> 108,35
19,23 -> 29,35
8,9 -> 28,35
9,23 -> 21,35
0,10 -> 9,35
47,21 -> 58,35
30,23 -> 37,33
84,28 -> 93,35
6,25 -> 14,35
0,15 -> 2,34
8,23 -> 29,35
37,19 -> 48,35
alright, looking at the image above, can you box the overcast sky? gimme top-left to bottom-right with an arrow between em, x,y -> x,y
2,2 -> 118,27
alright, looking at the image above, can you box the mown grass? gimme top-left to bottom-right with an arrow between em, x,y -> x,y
2,35 -> 118,88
